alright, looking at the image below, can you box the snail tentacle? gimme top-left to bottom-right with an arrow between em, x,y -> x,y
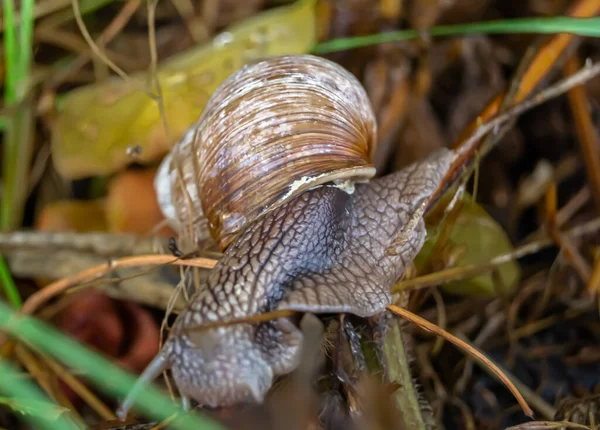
117,352 -> 169,420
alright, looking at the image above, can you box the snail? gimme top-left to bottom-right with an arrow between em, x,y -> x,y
118,54 -> 456,417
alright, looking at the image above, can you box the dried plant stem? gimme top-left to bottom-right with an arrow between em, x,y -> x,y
457,59 -> 600,160
147,0 -> 171,141
565,55 -> 600,213
394,217 -> 600,292
70,0 -> 151,96
41,352 -> 117,421
431,59 -> 600,207
386,304 -> 534,417
20,255 -> 216,315
0,254 -> 216,347
50,0 -> 141,86
448,0 -> 600,150
505,422 -> 589,429
587,256 -> 600,295
545,182 -> 592,282
453,332 -> 557,420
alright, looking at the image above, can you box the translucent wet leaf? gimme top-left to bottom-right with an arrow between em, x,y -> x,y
51,0 -> 317,179
416,195 -> 521,296
0,397 -> 70,422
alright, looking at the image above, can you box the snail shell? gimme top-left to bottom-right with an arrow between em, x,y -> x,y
156,54 -> 378,250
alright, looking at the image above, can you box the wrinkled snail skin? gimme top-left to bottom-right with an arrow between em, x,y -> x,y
158,148 -> 455,408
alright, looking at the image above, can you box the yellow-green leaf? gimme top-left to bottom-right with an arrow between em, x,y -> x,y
415,196 -> 521,296
52,0 -> 317,179
0,396 -> 70,422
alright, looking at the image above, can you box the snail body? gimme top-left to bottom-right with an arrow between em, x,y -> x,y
120,55 -> 455,416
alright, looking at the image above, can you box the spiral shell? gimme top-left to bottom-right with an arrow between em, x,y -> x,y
157,54 -> 378,250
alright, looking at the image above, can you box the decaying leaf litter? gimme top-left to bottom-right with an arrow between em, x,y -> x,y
1,0 -> 600,429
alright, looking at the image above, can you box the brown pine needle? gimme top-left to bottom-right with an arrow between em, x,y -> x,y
386,304 -> 534,418
20,255 -> 217,316
42,352 -> 117,421
430,59 -> 600,208
545,182 -> 593,283
565,55 -> 600,214
504,422 -> 589,429
0,255 -> 217,347
394,217 -> 600,292
51,0 -> 141,86
587,256 -> 600,296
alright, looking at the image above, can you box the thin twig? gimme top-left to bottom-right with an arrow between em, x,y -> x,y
70,0 -> 150,95
20,255 -> 217,315
386,304 -> 534,417
453,332 -> 557,420
394,217 -> 600,292
50,0 -> 141,87
545,182 -> 592,283
41,352 -> 117,421
147,0 -> 171,142
0,254 -> 216,347
430,60 -> 600,208
460,60 -> 600,161
565,55 -> 600,214
587,256 -> 600,295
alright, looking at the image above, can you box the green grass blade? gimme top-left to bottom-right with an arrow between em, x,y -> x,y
0,256 -> 22,308
17,0 -> 35,99
0,300 -> 224,430
2,0 -> 17,104
1,0 -> 36,230
313,16 -> 600,54
0,359 -> 80,430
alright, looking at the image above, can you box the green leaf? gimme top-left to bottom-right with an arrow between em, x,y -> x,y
52,0 -> 317,179
416,196 -> 521,296
0,397 -> 70,422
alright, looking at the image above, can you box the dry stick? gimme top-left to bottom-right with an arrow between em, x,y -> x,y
507,422 -> 590,430
0,231 -> 169,257
19,255 -> 217,316
429,58 -> 600,208
170,0 -> 208,43
41,352 -> 117,421
557,186 -> 591,227
521,185 -> 591,247
447,0 -> 600,150
453,332 -> 557,420
545,182 -> 593,283
588,257 -> 600,295
0,255 -> 216,347
458,61 -> 600,162
393,216 -> 600,292
386,304 -> 534,418
565,55 -> 600,214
